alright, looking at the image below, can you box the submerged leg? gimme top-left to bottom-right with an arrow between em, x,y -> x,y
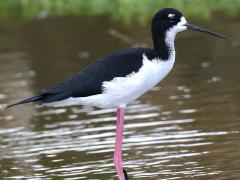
114,107 -> 125,180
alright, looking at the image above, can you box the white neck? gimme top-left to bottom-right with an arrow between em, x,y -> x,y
165,30 -> 176,61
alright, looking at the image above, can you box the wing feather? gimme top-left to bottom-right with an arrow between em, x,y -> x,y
7,47 -> 150,107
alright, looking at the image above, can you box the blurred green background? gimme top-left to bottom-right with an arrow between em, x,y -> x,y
0,0 -> 240,24
0,0 -> 240,179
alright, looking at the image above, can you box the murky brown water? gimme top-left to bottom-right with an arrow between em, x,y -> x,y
0,14 -> 239,179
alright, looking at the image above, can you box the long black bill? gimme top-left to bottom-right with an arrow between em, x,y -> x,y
185,23 -> 229,39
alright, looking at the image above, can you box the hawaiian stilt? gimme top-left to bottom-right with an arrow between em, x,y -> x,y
7,8 -> 228,180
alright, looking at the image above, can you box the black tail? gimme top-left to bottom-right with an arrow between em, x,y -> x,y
6,95 -> 43,108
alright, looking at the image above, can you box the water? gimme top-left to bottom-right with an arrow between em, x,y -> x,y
0,15 -> 239,179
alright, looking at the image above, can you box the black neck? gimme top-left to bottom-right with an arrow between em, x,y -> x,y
151,27 -> 174,61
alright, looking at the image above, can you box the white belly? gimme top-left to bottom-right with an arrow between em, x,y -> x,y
46,54 -> 175,108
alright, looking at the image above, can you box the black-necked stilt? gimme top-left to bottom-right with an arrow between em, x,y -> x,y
7,8 -> 228,180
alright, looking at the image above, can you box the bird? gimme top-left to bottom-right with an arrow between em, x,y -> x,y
7,8 -> 228,180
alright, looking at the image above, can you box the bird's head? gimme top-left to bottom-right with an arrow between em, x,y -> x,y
152,8 -> 228,41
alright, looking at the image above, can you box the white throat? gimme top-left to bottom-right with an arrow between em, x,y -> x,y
165,16 -> 187,59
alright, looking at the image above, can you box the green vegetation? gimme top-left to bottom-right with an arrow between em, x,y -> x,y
0,0 -> 239,24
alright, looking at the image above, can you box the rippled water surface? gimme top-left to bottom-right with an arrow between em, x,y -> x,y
0,14 -> 240,179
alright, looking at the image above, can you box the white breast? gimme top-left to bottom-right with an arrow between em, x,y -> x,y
46,54 -> 175,108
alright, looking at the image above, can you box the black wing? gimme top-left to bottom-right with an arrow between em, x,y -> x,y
7,47 -> 151,107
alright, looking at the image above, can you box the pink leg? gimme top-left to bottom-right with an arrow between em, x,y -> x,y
114,107 -> 125,180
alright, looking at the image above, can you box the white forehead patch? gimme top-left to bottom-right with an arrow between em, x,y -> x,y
165,16 -> 188,43
178,17 -> 187,25
168,14 -> 175,18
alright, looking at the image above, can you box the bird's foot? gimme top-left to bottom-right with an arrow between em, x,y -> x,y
123,168 -> 128,180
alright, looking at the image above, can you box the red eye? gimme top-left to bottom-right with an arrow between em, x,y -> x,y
169,18 -> 175,23
168,14 -> 176,22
